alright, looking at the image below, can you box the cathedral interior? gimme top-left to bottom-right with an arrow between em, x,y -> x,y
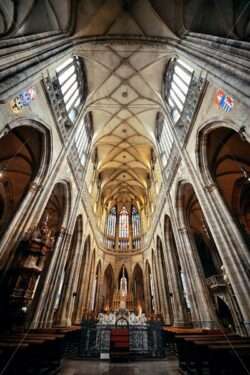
0,0 -> 249,374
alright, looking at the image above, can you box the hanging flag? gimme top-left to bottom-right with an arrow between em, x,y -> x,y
215,90 -> 234,112
10,87 -> 37,113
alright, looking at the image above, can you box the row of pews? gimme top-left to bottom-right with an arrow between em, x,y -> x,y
0,326 -> 80,374
163,327 -> 250,374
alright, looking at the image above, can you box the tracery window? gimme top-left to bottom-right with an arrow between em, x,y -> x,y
132,239 -> 141,249
155,112 -> 174,175
119,206 -> 129,238
74,114 -> 93,166
159,119 -> 174,169
132,206 -> 141,237
164,59 -> 193,123
107,206 -> 117,237
105,205 -> 142,251
56,56 -> 85,122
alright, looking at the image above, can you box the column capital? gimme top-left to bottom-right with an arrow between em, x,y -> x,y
178,226 -> 188,233
29,182 -> 44,192
203,183 -> 217,193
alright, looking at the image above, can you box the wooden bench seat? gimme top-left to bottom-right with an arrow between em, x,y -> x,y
175,333 -> 250,374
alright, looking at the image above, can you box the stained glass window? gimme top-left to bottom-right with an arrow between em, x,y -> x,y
106,238 -> 115,249
132,239 -> 141,249
119,239 -> 129,250
132,206 -> 141,237
119,206 -> 129,238
107,206 -> 117,237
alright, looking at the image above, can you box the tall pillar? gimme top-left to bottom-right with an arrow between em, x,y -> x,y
156,248 -> 172,323
178,226 -> 217,329
161,219 -> 187,326
30,228 -> 67,328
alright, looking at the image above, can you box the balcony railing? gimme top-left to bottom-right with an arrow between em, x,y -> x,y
206,275 -> 226,289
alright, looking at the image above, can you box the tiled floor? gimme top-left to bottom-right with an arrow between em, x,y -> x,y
60,355 -> 180,375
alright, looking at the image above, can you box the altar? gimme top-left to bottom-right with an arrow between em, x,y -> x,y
78,308 -> 164,359
78,267 -> 164,360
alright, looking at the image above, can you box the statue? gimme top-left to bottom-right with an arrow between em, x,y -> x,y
119,265 -> 127,309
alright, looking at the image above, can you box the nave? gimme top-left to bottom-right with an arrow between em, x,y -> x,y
0,0 -> 249,374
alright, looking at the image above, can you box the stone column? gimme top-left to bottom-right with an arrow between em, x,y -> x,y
84,253 -> 96,312
73,248 -> 91,324
156,249 -> 171,323
197,182 -> 250,334
160,220 -> 187,326
151,259 -> 161,314
143,268 -> 151,316
30,227 -> 67,328
178,225 -> 217,328
55,228 -> 84,326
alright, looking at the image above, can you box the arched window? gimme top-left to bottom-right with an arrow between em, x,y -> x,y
56,56 -> 86,122
119,206 -> 129,238
107,206 -> 117,237
132,206 -> 141,237
164,58 -> 193,123
156,114 -> 174,169
74,113 -> 93,166
155,112 -> 174,183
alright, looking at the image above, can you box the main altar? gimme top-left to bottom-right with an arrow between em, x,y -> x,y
78,268 -> 164,359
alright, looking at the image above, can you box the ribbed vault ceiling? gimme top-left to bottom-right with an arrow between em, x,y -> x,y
79,0 -> 177,209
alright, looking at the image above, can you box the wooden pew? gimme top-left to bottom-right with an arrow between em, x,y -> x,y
162,327 -> 204,355
175,334 -> 250,374
0,326 -> 81,373
0,328 -> 72,374
208,343 -> 250,375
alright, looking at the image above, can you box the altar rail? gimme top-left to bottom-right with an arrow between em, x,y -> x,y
78,319 -> 164,359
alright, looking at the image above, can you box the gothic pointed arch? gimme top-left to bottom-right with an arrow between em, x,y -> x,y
132,263 -> 144,314
0,122 -> 51,240
103,264 -> 115,312
198,124 -> 250,247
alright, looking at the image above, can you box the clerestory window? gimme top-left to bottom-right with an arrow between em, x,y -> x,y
74,114 -> 93,166
164,58 -> 193,123
56,56 -> 86,123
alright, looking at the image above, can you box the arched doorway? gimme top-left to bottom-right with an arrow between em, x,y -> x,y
216,296 -> 235,331
132,263 -> 144,314
202,127 -> 250,247
180,183 -> 222,278
103,264 -> 114,313
0,126 -> 45,239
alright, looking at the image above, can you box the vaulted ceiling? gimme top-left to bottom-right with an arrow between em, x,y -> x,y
1,0 -> 249,215
79,0 -> 178,210
1,0 -> 249,40
83,42 -> 170,209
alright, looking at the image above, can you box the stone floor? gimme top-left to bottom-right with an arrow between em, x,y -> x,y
60,355 -> 181,375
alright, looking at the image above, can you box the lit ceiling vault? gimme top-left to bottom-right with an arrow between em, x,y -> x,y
1,0 -> 248,223
78,0 -> 178,213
